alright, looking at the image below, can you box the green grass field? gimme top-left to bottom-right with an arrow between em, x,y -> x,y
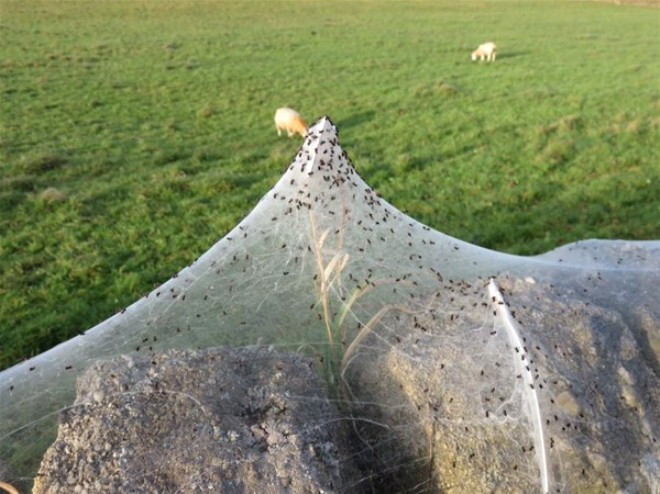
1,0 -> 658,370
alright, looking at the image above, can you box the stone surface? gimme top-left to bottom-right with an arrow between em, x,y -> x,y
34,347 -> 358,493
343,273 -> 659,493
30,267 -> 660,493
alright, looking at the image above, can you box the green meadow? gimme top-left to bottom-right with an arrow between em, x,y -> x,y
1,0 -> 658,370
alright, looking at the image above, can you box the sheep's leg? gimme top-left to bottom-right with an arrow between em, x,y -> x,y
287,130 -> 294,137
276,125 -> 282,136
492,52 -> 496,61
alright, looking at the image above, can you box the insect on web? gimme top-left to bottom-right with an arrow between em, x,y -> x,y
1,117 -> 658,493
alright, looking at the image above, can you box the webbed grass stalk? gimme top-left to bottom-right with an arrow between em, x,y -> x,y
488,279 -> 551,494
308,210 -> 348,389
308,209 -> 397,395
309,210 -> 412,398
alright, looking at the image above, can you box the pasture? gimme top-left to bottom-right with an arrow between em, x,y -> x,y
0,0 -> 658,370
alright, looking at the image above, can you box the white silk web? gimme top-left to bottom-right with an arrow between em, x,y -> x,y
1,117 -> 658,492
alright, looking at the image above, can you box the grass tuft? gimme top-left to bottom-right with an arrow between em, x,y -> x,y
37,187 -> 67,204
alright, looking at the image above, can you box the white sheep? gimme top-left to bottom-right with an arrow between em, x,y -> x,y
471,42 -> 497,62
274,107 -> 308,138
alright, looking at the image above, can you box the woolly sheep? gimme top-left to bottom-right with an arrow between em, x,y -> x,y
471,42 -> 497,62
274,108 -> 308,138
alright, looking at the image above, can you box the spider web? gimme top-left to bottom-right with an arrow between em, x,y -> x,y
1,117 -> 658,492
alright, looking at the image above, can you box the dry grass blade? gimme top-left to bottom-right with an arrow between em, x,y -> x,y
340,305 -> 394,384
308,211 -> 335,345
0,482 -> 19,494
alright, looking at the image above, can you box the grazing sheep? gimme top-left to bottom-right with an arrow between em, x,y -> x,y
274,107 -> 308,138
471,42 -> 497,62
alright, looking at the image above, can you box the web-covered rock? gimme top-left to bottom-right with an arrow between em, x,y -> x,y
33,347 -> 357,494
1,117 -> 658,492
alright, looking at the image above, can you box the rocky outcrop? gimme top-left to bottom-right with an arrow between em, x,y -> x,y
344,274 -> 659,493
33,273 -> 659,493
34,347 -> 358,493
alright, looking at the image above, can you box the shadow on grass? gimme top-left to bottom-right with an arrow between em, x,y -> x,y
20,154 -> 68,174
495,51 -> 529,60
337,110 -> 376,131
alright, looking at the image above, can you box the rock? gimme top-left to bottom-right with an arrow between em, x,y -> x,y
34,347 -> 358,493
343,274 -> 659,493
